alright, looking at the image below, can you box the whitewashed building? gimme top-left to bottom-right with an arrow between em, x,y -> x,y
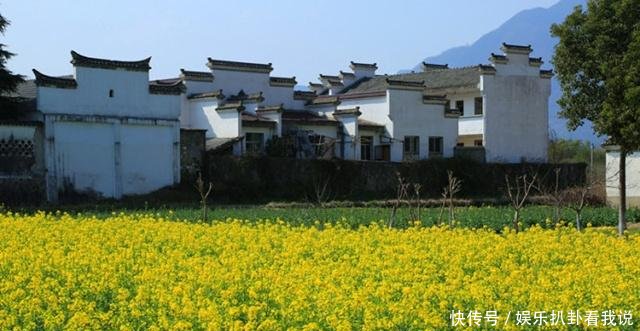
605,148 -> 640,207
31,51 -> 183,201
170,43 -> 552,162
3,42 -> 552,201
304,43 -> 552,163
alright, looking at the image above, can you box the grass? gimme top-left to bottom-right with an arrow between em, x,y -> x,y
9,202 -> 639,232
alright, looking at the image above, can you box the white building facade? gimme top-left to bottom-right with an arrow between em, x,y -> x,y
605,148 -> 640,207
33,51 -> 183,201
6,43 -> 552,201
173,43 -> 551,163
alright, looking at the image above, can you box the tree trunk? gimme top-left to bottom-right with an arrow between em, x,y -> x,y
575,211 -> 581,232
513,209 -> 520,233
618,150 -> 627,236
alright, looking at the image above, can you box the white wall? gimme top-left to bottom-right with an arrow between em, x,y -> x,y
210,70 -> 270,96
120,125 -> 175,195
606,150 -> 640,207
388,89 -> 458,161
458,116 -> 483,136
336,115 -> 359,160
188,99 -> 240,139
482,73 -> 550,163
52,121 -> 116,197
37,64 -> 182,201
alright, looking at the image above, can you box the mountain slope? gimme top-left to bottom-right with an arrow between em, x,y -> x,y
414,0 -> 600,143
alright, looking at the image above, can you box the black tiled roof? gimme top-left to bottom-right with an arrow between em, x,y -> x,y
334,107 -> 361,116
242,111 -> 276,127
226,90 -> 264,103
71,51 -> 151,72
32,69 -> 77,89
293,90 -> 317,100
338,65 -> 487,95
180,69 -> 213,82
502,43 -> 532,51
149,80 -> 184,95
350,61 -> 378,69
216,101 -> 245,112
269,76 -> 297,87
188,90 -> 225,100
422,62 -> 449,70
207,58 -> 273,73
256,104 -> 284,113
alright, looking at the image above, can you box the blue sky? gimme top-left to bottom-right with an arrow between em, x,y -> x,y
2,0 -> 559,84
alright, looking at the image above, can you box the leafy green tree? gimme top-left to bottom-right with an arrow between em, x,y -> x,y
0,13 -> 25,119
551,0 -> 640,235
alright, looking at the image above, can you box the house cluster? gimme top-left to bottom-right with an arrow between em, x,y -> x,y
1,43 -> 553,201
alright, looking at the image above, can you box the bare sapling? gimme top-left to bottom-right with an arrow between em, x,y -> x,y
441,171 -> 462,227
195,173 -> 213,223
504,173 -> 537,233
536,168 -> 566,225
389,172 -> 410,228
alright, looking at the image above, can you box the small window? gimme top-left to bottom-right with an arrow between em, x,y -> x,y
474,97 -> 483,115
455,100 -> 464,113
474,139 -> 483,147
403,136 -> 420,160
245,132 -> 264,154
109,89 -> 114,98
456,142 -> 464,147
429,136 -> 443,157
360,136 -> 373,161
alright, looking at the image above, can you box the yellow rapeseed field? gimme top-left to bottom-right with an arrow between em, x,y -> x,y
0,212 -> 638,330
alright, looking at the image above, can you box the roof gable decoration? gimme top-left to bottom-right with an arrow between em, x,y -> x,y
269,76 -> 297,87
70,51 -> 151,72
349,61 -> 378,70
256,104 -> 285,113
187,89 -> 225,100
32,69 -> 78,89
207,58 -> 273,73
489,53 -> 508,65
180,69 -> 214,82
216,101 -> 245,112
478,64 -> 497,75
149,80 -> 185,95
421,62 -> 449,71
333,106 -> 361,117
540,69 -> 554,79
528,57 -> 544,67
422,94 -> 448,105
500,43 -> 533,55
385,78 -> 425,91
226,90 -> 265,103
307,95 -> 341,107
293,90 -> 317,101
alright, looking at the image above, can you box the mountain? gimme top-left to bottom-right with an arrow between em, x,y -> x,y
413,0 -> 601,144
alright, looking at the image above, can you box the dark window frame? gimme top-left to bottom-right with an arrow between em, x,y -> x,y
403,136 -> 420,159
245,132 -> 265,154
474,97 -> 483,115
428,136 -> 444,157
360,136 -> 373,161
455,100 -> 464,114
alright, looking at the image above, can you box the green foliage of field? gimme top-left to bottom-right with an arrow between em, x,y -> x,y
27,204 -> 639,232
